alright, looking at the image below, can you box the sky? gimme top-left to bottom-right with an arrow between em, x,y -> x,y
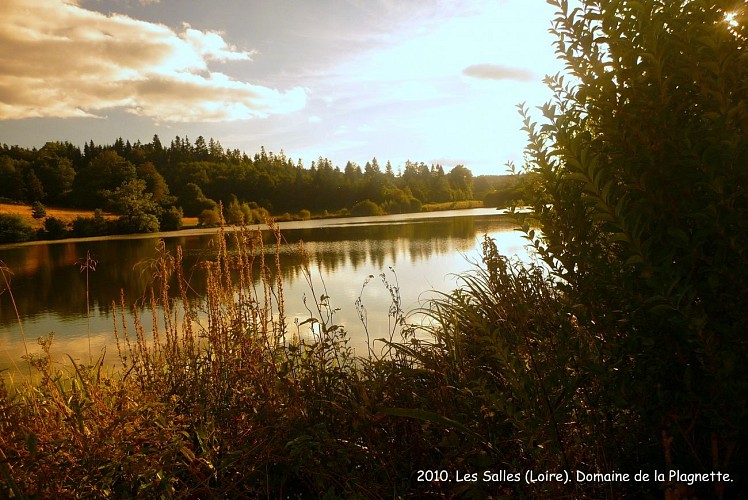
0,0 -> 565,176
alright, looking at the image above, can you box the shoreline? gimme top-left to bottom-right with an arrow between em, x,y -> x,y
0,203 -> 514,249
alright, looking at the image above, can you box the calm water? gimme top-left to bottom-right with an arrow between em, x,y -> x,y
0,208 -> 530,381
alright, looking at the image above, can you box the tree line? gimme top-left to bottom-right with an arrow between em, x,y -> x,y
0,136 -> 521,241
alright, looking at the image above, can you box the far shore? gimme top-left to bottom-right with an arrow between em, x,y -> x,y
0,201 -> 513,249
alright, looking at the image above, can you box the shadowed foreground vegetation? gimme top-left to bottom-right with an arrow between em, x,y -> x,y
0,223 -> 742,498
0,226 -> 591,498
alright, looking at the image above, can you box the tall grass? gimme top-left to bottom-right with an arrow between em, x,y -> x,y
0,227 -> 673,498
1,223 -> 380,497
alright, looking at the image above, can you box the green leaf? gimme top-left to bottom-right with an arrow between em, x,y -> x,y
610,232 -> 631,243
625,254 -> 644,266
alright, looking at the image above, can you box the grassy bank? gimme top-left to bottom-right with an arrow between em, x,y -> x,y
1,201 -> 486,245
0,203 -> 118,231
0,203 -> 199,231
420,199 -> 483,212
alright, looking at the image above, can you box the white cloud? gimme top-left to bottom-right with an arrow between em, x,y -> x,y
0,0 -> 305,122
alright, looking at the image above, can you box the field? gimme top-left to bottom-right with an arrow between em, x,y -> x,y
0,203 -> 199,230
0,203 -> 116,230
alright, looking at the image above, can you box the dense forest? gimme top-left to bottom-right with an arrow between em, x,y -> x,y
0,137 -> 521,241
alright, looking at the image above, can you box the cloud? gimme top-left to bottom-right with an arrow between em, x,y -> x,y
462,63 -> 536,82
0,0 -> 305,122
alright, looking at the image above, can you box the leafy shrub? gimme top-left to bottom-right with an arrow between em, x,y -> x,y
159,205 -> 183,231
0,214 -> 34,243
178,182 -> 217,217
71,209 -> 109,237
31,201 -> 46,219
297,209 -> 311,220
41,216 -> 68,239
198,208 -> 221,227
113,212 -> 160,234
243,204 -> 270,224
350,199 -> 383,217
382,187 -> 421,213
225,198 -> 245,224
482,185 -> 521,208
519,0 -> 748,492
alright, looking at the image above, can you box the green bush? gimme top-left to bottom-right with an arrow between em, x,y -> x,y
198,208 -> 222,227
350,199 -> 383,217
482,185 -> 521,208
31,201 -> 46,219
247,205 -> 270,224
519,0 -> 748,491
114,212 -> 160,234
0,214 -> 34,243
297,209 -> 311,220
71,209 -> 109,237
382,187 -> 421,213
41,216 -> 68,240
159,205 -> 183,231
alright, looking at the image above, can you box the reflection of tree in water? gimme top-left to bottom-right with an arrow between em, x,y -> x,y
1,238 -> 181,324
0,214 -> 514,327
348,242 -> 366,269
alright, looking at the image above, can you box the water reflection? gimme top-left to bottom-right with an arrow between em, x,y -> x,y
0,210 -> 527,377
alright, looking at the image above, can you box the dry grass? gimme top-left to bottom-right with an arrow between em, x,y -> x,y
181,216 -> 199,228
0,222 -> 389,497
0,203 -> 117,230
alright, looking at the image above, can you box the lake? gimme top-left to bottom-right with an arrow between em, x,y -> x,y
0,208 -> 531,382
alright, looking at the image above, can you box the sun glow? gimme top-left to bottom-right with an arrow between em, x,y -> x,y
725,11 -> 738,27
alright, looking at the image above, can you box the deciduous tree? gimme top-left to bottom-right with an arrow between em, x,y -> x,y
521,0 -> 748,486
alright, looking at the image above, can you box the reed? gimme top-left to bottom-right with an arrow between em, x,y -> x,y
76,251 -> 98,364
